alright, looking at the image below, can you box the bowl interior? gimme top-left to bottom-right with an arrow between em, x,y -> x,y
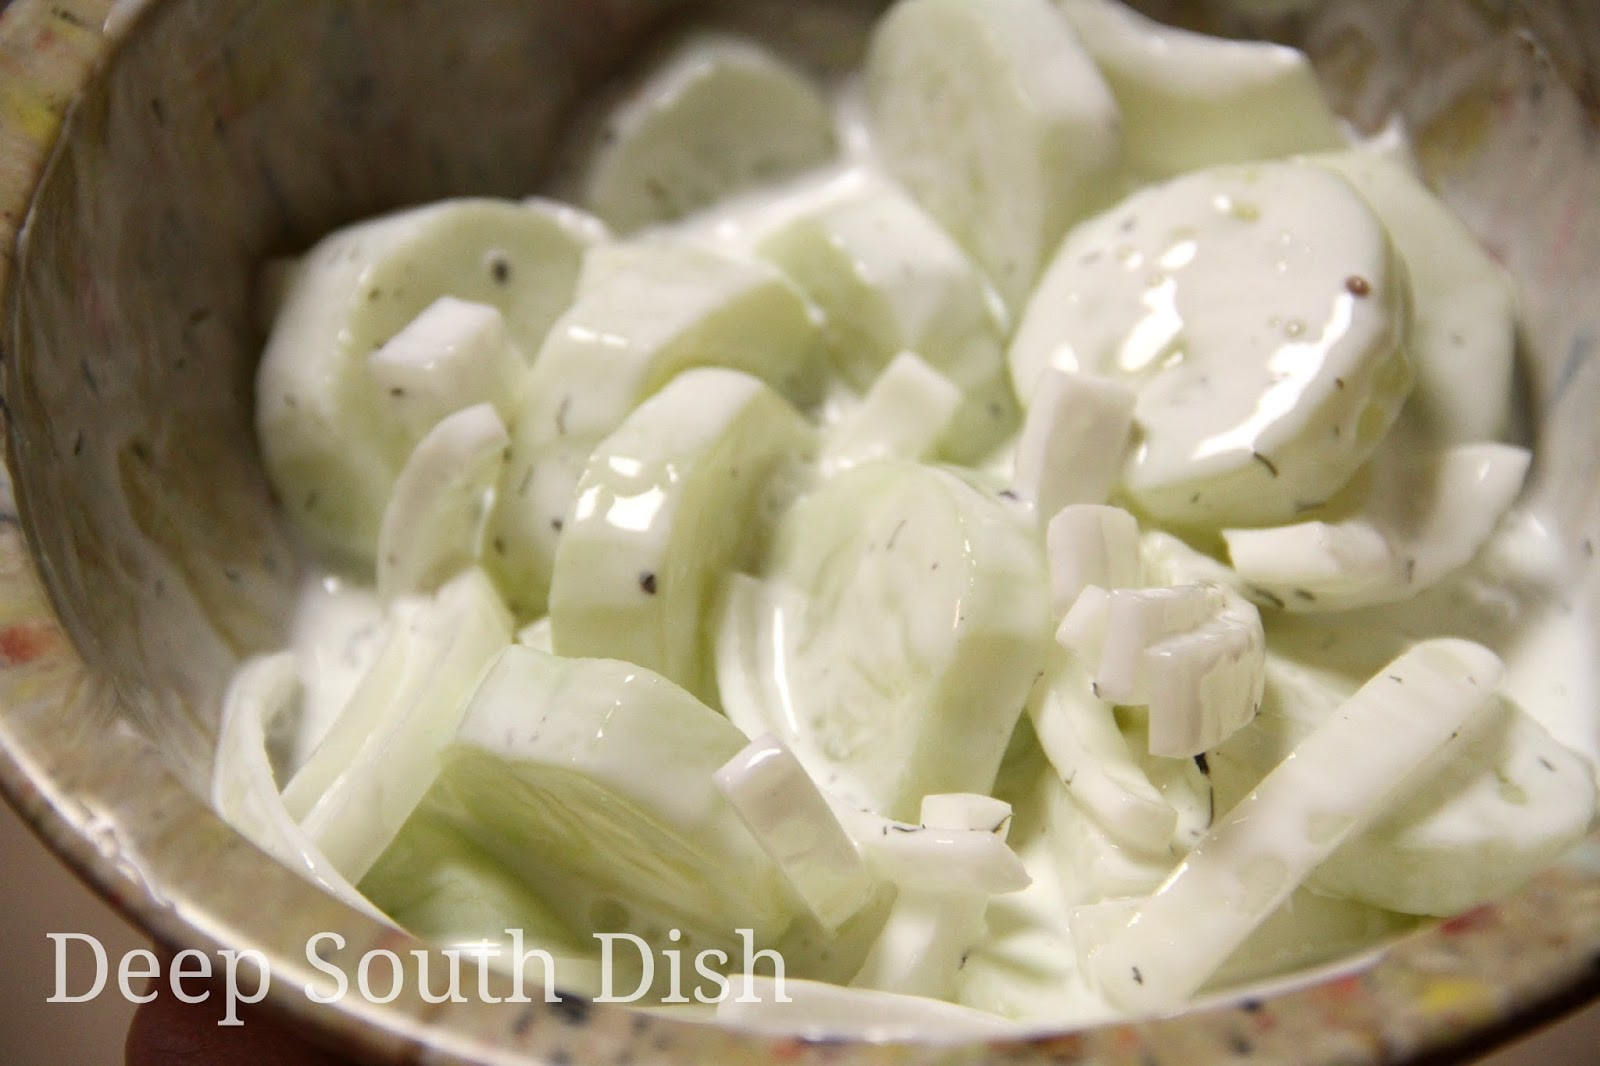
4,0 -> 1600,1060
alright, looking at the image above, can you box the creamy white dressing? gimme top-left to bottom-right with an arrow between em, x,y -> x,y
247,0 -> 1600,1035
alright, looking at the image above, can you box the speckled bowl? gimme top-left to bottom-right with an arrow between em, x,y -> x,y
2,0 -> 1599,1062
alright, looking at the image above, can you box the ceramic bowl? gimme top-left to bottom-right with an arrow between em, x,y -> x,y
2,0 -> 1599,1061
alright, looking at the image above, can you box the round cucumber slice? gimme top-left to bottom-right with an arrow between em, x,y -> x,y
1010,161 -> 1413,528
1222,441 -> 1530,613
256,198 -> 603,562
865,0 -> 1121,311
756,462 -> 1051,820
1308,150 -> 1518,446
1311,693 -> 1596,916
359,807 -> 584,954
548,368 -> 816,706
756,183 -> 1017,461
560,32 -> 839,233
487,241 -> 822,618
421,647 -> 799,980
1058,0 -> 1344,179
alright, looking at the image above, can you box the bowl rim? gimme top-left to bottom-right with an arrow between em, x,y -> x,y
1,1 -> 1598,1063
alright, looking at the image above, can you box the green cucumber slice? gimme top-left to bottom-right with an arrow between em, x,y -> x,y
1010,161 -> 1412,528
865,0 -> 1121,310
1057,0 -> 1344,179
560,32 -> 838,233
731,461 -> 1051,820
417,647 -> 799,976
256,198 -> 603,562
548,367 -> 815,704
288,568 -> 513,880
1309,150 -> 1518,445
360,807 -> 584,953
756,183 -> 1017,460
488,241 -> 821,618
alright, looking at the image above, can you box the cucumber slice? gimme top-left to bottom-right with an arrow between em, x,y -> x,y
748,462 -> 1051,819
712,571 -> 797,744
359,807 -> 584,953
849,891 -> 986,1002
211,653 -> 387,922
1009,162 -> 1413,528
1311,694 -> 1596,916
865,0 -> 1121,310
1084,639 -> 1503,1012
1222,442 -> 1530,612
560,32 -> 838,233
1260,510 -> 1600,771
756,183 -> 1017,460
1204,888 -> 1419,991
418,647 -> 798,972
488,241 -> 822,618
1057,0 -> 1344,179
1206,651 -> 1343,816
256,198 -> 604,562
375,404 -> 509,601
955,816 -> 1117,1025
823,352 -> 962,473
289,569 -> 513,881
1309,151 -> 1518,445
548,367 -> 815,705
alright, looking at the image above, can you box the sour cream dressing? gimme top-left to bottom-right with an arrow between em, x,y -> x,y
265,11 -> 1600,1032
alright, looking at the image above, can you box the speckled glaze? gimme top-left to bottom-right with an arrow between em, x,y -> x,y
0,0 -> 1598,1062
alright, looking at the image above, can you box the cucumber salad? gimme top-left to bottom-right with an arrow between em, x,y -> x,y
222,0 -> 1600,1036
